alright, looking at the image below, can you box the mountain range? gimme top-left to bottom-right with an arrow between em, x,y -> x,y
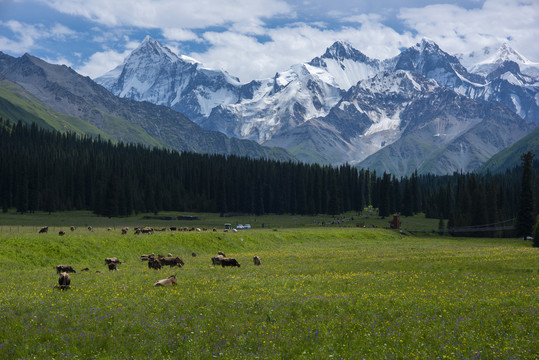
96,37 -> 538,176
0,52 -> 293,161
0,37 -> 537,176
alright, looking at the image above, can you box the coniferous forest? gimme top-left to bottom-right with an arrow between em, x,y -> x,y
1,119 -> 538,237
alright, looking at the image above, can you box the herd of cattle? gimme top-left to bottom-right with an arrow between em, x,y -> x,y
43,224 -> 262,290
53,251 -> 261,291
39,225 -> 234,236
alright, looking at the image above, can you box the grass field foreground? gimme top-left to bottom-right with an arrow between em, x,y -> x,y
0,226 -> 537,359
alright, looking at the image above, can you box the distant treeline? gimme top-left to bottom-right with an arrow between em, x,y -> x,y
1,119 -> 537,235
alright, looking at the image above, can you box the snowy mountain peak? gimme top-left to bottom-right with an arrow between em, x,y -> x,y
489,43 -> 531,65
414,38 -> 440,52
468,43 -> 539,78
129,35 -> 178,63
321,41 -> 369,62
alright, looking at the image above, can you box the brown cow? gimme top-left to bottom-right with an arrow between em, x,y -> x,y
87,226 -> 93,231
56,265 -> 76,274
158,255 -> 184,268
38,226 -> 48,234
104,257 -> 122,266
253,256 -> 262,266
153,275 -> 177,286
220,258 -> 241,267
148,257 -> 162,270
70,226 -> 76,232
54,272 -> 71,290
59,230 -> 66,236
121,227 -> 129,235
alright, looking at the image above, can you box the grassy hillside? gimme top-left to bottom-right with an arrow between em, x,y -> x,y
477,124 -> 539,173
0,79 -> 111,138
0,222 -> 536,359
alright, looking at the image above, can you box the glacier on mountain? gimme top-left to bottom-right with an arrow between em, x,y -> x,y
95,37 -> 538,175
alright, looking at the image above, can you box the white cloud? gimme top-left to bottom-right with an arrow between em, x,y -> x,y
398,0 -> 539,64
162,28 -> 199,42
0,20 -> 43,53
0,20 -> 77,54
75,48 -> 132,78
40,0 -> 293,28
191,22 -> 415,81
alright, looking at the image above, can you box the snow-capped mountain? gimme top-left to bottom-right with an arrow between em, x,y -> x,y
96,36 -> 243,122
465,43 -> 539,79
95,37 -> 537,175
202,41 -> 382,142
390,39 -> 539,123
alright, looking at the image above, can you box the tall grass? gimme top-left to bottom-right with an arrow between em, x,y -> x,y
0,226 -> 536,359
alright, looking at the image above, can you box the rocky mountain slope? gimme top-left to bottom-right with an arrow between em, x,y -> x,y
0,51 -> 293,161
95,38 -> 539,175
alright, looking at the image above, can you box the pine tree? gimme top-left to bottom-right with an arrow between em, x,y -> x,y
516,152 -> 535,238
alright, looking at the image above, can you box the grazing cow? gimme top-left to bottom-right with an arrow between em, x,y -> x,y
108,262 -> 118,271
158,256 -> 184,268
135,226 -> 154,234
213,228 -> 217,232
87,226 -> 93,231
170,227 -> 177,231
140,254 -> 153,261
153,275 -> 177,287
107,227 -> 112,231
59,230 -> 66,236
217,251 -> 226,257
55,272 -> 71,290
56,265 -> 76,274
253,256 -> 262,266
233,229 -> 238,233
104,257 -> 122,266
70,226 -> 76,232
211,255 -> 225,266
38,226 -> 48,234
121,227 -> 129,235
221,258 -> 241,267
148,257 -> 162,270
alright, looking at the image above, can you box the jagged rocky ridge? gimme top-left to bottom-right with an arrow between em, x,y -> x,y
95,37 -> 538,175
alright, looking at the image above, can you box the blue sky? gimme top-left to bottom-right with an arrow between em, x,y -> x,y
0,0 -> 537,82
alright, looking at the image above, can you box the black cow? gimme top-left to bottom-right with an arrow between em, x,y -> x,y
220,258 -> 241,267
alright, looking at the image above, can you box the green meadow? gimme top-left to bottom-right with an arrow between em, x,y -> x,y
0,211 -> 537,359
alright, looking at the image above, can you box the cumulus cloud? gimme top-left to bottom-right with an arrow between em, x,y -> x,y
0,20 -> 44,53
398,0 -> 539,64
40,0 -> 293,29
191,22 -> 414,81
162,28 -> 200,42
76,48 -> 133,78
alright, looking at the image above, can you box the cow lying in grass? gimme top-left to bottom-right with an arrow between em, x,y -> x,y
153,275 -> 177,286
211,255 -> 225,266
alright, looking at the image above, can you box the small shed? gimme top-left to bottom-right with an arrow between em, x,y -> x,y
224,223 -> 232,230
